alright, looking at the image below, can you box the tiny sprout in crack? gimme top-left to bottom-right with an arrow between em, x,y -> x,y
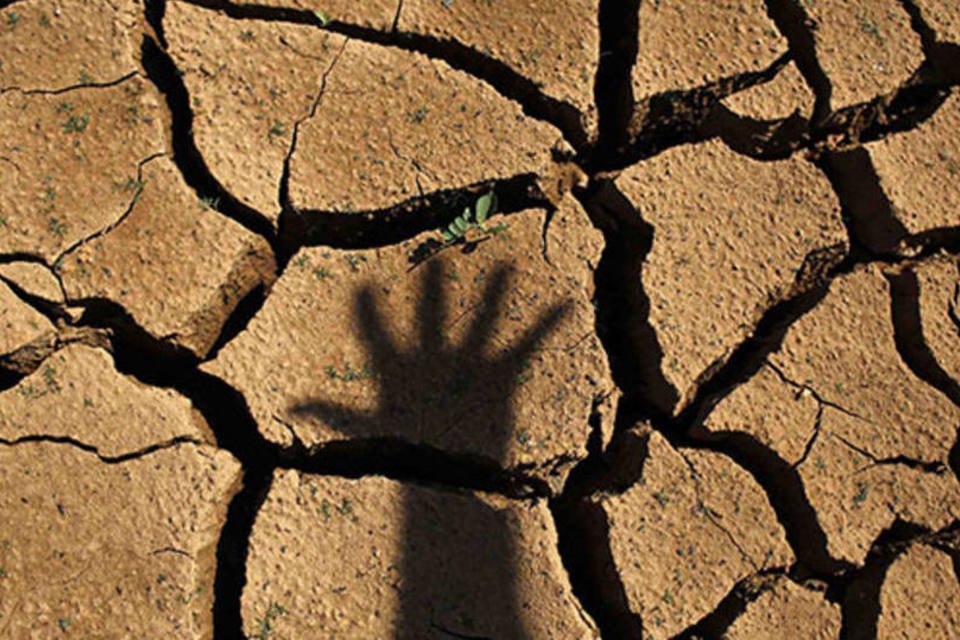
439,191 -> 508,245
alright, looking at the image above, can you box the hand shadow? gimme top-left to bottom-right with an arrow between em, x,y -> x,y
292,259 -> 569,638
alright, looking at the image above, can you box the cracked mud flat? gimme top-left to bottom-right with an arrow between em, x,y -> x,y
0,0 -> 959,638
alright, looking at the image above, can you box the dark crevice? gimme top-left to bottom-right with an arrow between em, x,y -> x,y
671,568 -> 786,639
213,467 -> 272,639
815,147 -> 905,256
675,243 -> 847,429
203,282 -> 269,362
899,0 -> 941,58
763,0 -> 832,122
0,434 -> 202,464
591,53 -> 791,171
575,179 -> 678,422
0,273 -> 70,326
178,0 -> 589,151
593,0 -> 640,159
690,430 -> 852,577
0,328 -> 108,392
836,519 -> 932,640
139,35 -> 278,247
710,58 -> 956,162
550,498 -> 644,640
886,269 -> 960,409
284,173 -> 551,251
144,0 -> 168,48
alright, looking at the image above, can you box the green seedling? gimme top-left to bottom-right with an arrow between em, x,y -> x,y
440,191 -> 507,244
255,602 -> 288,640
62,113 -> 90,134
313,10 -> 330,26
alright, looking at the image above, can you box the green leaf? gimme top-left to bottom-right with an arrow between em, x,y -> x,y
313,10 -> 330,26
454,215 -> 469,233
447,222 -> 462,238
441,229 -> 456,242
475,191 -> 495,223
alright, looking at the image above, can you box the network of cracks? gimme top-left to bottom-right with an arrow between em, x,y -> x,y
1,0 -> 960,637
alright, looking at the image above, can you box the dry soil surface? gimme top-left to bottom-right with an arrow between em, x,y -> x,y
1,0 -> 959,638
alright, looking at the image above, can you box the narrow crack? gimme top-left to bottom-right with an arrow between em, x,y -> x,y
671,567 -> 787,639
834,433 -> 949,475
590,52 -> 792,171
763,0 -> 832,122
286,172 -> 551,252
835,519 -> 955,640
766,360 -> 872,422
178,0 -> 589,151
53,152 -> 163,267
276,36 -> 349,263
886,268 -> 960,410
139,34 -> 278,246
593,0 -> 640,159
679,451 -> 757,571
0,70 -> 141,97
0,434 -> 203,464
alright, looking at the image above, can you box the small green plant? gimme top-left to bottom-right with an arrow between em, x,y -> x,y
409,106 -> 429,124
6,11 -> 20,26
199,196 -> 220,211
255,602 -> 288,640
57,618 -> 72,632
313,10 -> 330,26
314,267 -> 332,281
62,113 -> 90,134
268,120 -> 286,137
343,254 -> 367,272
858,14 -> 883,44
852,481 -> 869,506
42,366 -> 61,394
39,13 -> 50,27
324,362 -> 373,382
48,217 -> 68,238
440,191 -> 506,244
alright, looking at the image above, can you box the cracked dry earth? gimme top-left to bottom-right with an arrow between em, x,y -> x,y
1,1 -> 960,639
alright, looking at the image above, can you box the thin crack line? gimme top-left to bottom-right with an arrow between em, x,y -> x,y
764,360 -> 872,422
177,0 -> 589,149
833,433 -> 948,475
0,70 -> 141,96
52,152 -> 165,268
0,434 -> 204,463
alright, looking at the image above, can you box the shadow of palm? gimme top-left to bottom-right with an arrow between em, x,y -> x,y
292,259 -> 569,638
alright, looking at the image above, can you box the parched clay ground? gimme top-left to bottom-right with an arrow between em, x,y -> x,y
0,0 -> 959,638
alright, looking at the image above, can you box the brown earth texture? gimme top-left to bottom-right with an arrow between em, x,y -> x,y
1,0 -> 959,638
